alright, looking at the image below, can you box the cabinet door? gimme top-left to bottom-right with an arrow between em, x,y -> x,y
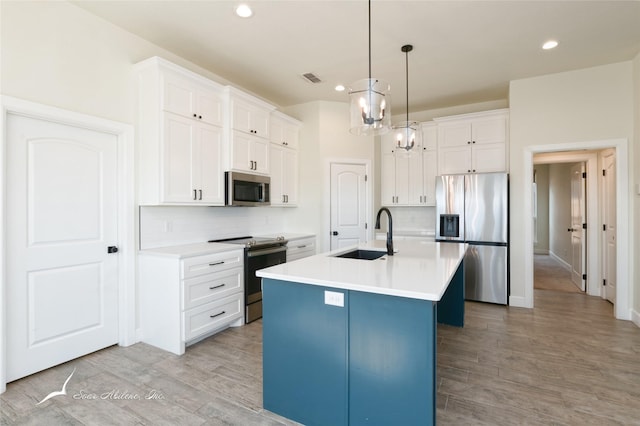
196,87 -> 224,127
380,152 -> 396,205
282,149 -> 298,205
162,113 -> 196,203
394,155 -> 410,205
230,130 -> 252,172
438,122 -> 471,148
406,153 -> 423,205
282,123 -> 299,149
471,116 -> 506,145
438,145 -> 472,175
252,138 -> 270,174
422,123 -> 438,151
269,145 -> 285,205
195,123 -> 224,205
251,107 -> 270,139
472,143 -> 506,173
232,99 -> 269,138
162,72 -> 195,118
422,150 -> 438,205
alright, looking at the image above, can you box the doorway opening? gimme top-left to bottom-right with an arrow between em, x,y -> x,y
523,139 -> 629,321
533,160 -> 588,295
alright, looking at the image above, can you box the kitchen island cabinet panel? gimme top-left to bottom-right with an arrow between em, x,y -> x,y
349,291 -> 436,426
263,280 -> 348,426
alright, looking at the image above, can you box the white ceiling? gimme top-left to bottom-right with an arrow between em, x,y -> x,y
72,0 -> 640,115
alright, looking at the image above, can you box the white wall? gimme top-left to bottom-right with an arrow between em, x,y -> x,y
548,163 -> 573,264
509,61 -> 635,311
0,1 -> 240,124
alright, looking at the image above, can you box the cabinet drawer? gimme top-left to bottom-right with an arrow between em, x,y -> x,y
182,268 -> 243,310
183,293 -> 243,342
181,250 -> 243,279
287,238 -> 316,262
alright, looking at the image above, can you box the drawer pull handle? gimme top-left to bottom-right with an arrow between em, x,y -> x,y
297,245 -> 307,249
209,284 -> 225,290
208,261 -> 225,266
210,311 -> 226,319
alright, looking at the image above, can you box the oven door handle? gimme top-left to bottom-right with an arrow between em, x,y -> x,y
247,246 -> 287,257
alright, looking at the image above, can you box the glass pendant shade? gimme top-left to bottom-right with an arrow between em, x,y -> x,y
349,78 -> 391,136
393,120 -> 422,155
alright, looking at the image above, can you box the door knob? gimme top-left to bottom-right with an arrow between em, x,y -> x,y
332,231 -> 339,236
107,246 -> 119,253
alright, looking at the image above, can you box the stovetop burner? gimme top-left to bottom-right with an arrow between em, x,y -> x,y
208,235 -> 287,249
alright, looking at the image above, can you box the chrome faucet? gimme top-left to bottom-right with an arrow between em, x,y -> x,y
375,207 -> 394,256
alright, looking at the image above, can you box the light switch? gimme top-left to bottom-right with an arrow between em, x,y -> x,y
324,291 -> 344,307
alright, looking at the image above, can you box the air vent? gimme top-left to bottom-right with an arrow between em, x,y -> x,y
301,72 -> 322,84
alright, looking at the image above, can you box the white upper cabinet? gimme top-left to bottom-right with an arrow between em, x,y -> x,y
228,88 -> 272,139
380,131 -> 434,206
270,111 -> 301,150
269,112 -> 301,207
226,88 -> 275,174
380,135 -> 428,206
162,70 -> 224,127
270,144 -> 298,206
135,57 -> 226,206
436,109 -> 508,174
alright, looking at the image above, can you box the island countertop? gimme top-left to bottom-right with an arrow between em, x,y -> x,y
256,240 -> 467,301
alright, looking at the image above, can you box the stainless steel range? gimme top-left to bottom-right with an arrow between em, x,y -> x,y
209,236 -> 287,323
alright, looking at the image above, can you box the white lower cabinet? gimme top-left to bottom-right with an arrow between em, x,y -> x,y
139,247 -> 244,355
286,236 -> 316,261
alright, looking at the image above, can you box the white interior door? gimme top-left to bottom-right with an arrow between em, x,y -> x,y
6,113 -> 119,382
330,163 -> 367,250
602,152 -> 616,303
570,163 -> 586,291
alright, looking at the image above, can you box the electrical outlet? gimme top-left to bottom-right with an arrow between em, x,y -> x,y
324,291 -> 344,307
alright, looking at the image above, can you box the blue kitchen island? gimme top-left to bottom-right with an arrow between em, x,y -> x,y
256,240 -> 467,426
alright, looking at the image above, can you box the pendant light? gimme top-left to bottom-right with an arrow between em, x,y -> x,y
348,0 -> 391,136
393,44 -> 421,155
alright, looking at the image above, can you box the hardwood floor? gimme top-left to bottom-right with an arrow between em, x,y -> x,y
534,254 -> 583,293
3,291 -> 639,425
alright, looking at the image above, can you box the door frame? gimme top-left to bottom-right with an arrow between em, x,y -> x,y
524,139 -> 630,320
0,96 -> 136,393
324,158 -> 373,252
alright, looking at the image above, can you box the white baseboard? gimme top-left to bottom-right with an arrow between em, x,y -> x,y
534,249 -> 549,255
549,251 -> 571,271
632,309 -> 640,328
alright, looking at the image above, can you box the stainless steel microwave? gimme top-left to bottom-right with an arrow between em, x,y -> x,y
225,171 -> 270,206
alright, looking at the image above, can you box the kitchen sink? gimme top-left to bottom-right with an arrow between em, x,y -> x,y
334,249 -> 387,260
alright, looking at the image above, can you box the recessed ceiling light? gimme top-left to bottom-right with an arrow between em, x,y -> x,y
335,85 -> 345,92
542,40 -> 559,50
235,4 -> 253,18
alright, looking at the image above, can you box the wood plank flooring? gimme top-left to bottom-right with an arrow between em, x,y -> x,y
2,290 -> 639,425
534,254 -> 583,293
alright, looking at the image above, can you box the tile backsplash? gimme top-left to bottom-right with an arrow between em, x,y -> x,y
139,206 -> 290,249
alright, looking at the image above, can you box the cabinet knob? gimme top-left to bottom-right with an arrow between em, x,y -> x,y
472,169 -> 476,173
467,141 -> 471,144
193,114 -> 197,118
468,169 -> 471,173
472,140 -> 476,144
198,115 -> 202,119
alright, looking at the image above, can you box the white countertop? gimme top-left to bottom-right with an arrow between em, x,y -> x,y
256,240 -> 467,301
138,242 -> 241,259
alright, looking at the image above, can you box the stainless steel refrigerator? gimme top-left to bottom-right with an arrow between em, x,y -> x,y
435,173 -> 509,304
